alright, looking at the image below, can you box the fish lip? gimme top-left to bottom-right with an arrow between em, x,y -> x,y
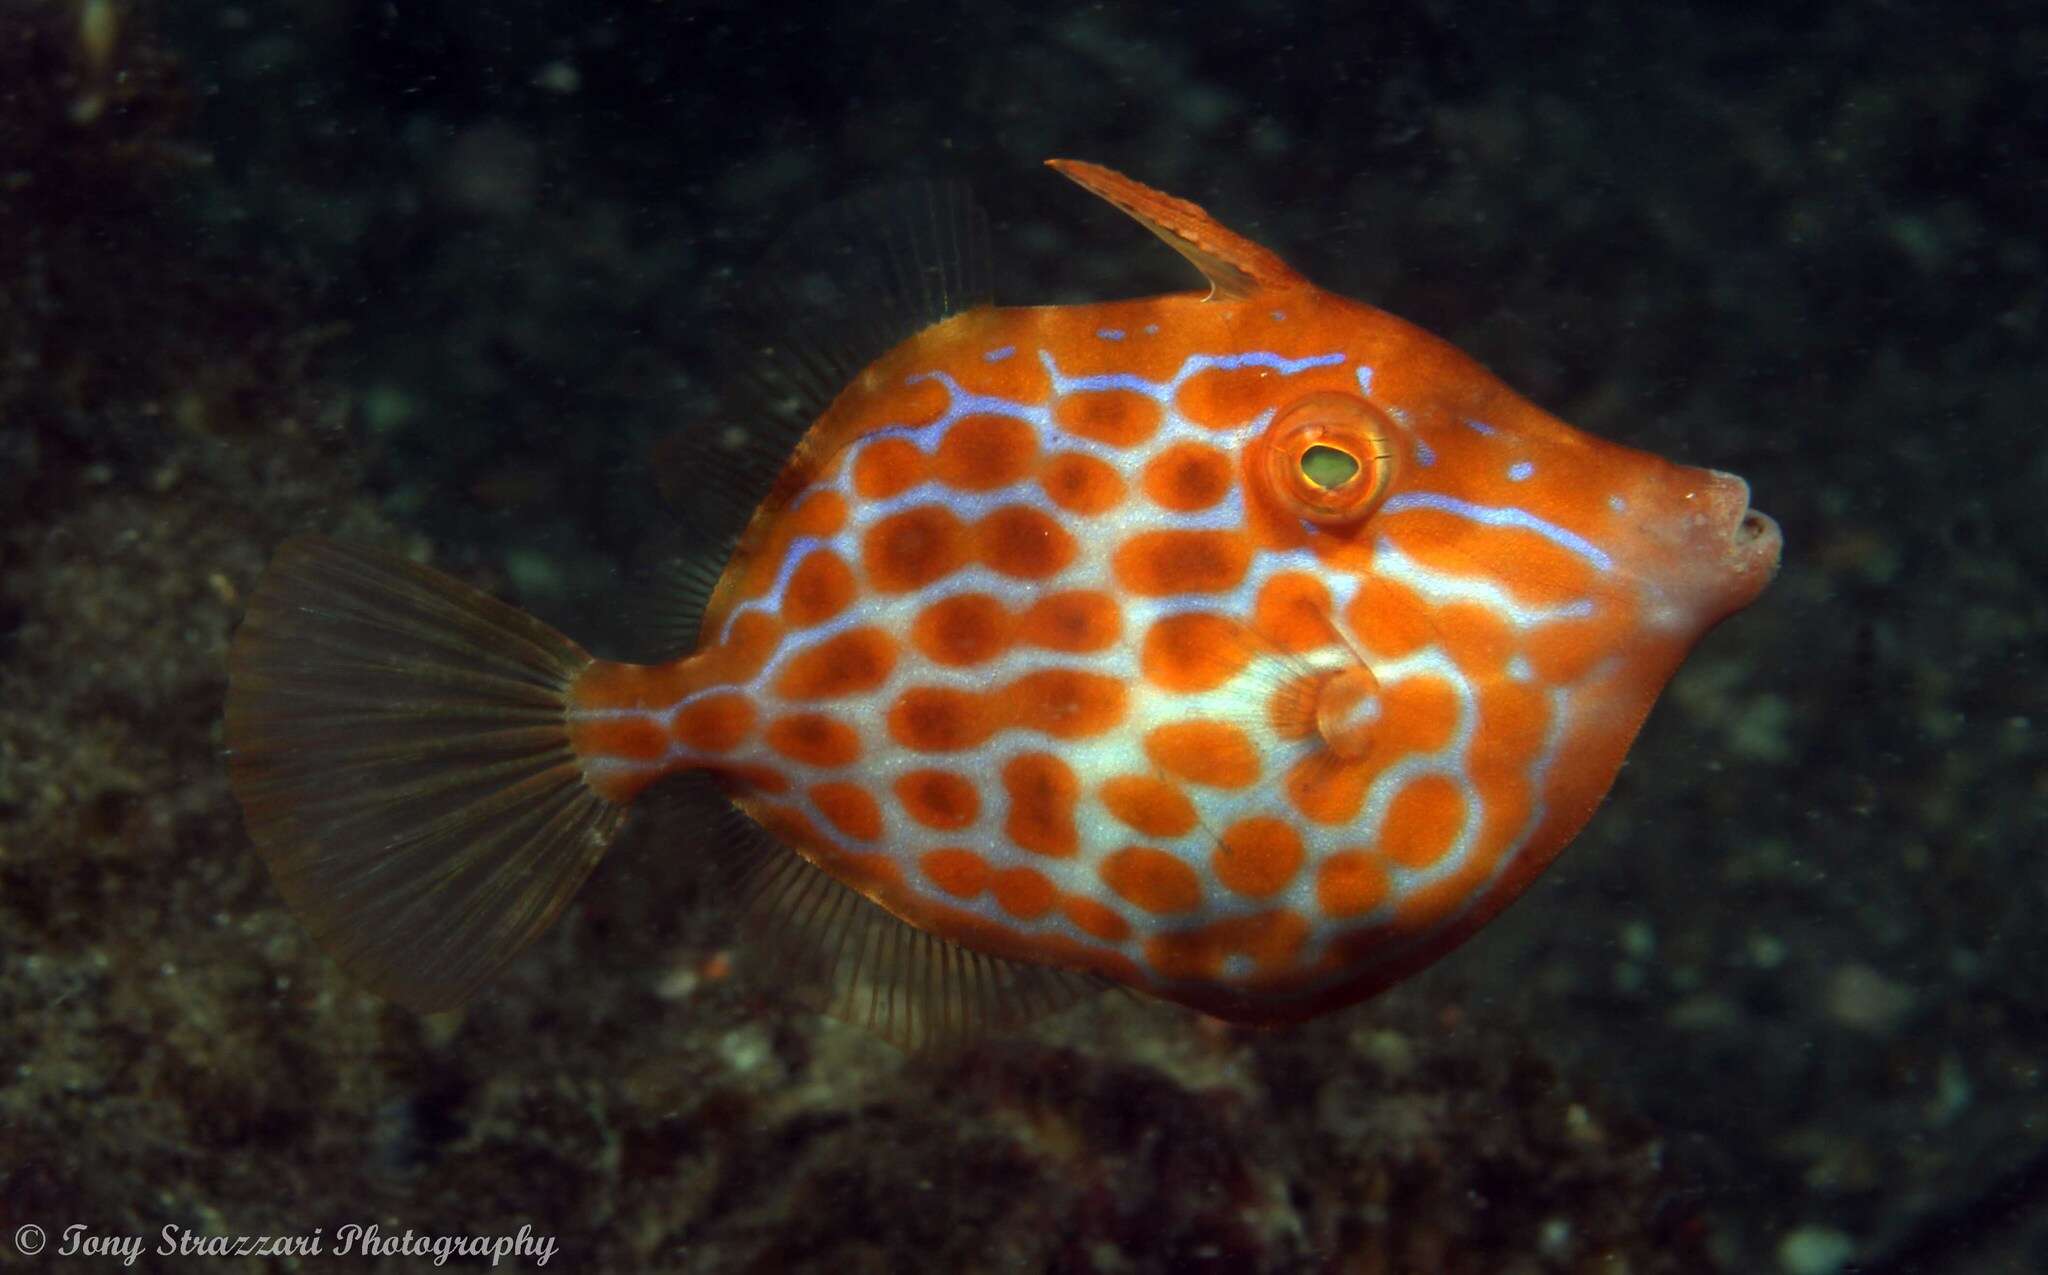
1704,470 -> 1783,586
1730,507 -> 1784,586
1733,507 -> 1780,551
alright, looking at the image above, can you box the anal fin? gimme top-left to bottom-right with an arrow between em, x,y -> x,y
685,784 -> 1102,1051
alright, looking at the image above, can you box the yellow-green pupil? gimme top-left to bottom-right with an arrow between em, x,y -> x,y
1299,444 -> 1360,489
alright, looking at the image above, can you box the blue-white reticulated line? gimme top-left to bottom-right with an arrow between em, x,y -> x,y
1381,492 -> 1613,573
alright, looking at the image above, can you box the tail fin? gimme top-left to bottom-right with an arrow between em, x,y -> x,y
224,536 -> 625,1011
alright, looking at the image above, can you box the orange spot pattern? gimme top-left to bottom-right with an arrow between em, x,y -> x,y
1062,895 -> 1132,942
974,505 -> 1076,579
1113,530 -> 1251,596
933,415 -> 1038,489
781,550 -> 858,628
1139,612 -> 1250,692
1380,774 -> 1466,869
916,847 -> 1129,945
863,506 -> 970,593
907,588 -> 1124,669
1053,388 -> 1160,447
1175,365 -> 1283,431
1002,752 -> 1079,857
990,866 -> 1058,920
1142,441 -> 1234,511
863,502 -> 1077,592
888,686 -> 998,753
1212,817 -> 1304,899
1101,846 -> 1203,914
1371,678 -> 1462,764
911,593 -> 1012,667
785,490 -> 849,539
809,782 -> 883,843
853,437 -> 927,500
1252,572 -> 1335,653
1346,576 -> 1433,657
843,387 -> 1148,626
1145,721 -> 1261,790
1008,669 -> 1126,740
1315,851 -> 1389,918
673,694 -> 754,752
1017,591 -> 1122,652
772,626 -> 898,700
705,494 -> 842,602
888,667 -> 1130,757
1285,752 -> 1371,826
626,289 -> 1650,1024
894,769 -> 982,830
1039,452 -> 1126,515
920,847 -> 991,899
764,712 -> 861,768
1097,774 -> 1198,839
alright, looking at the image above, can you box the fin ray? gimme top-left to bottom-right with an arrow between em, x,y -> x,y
620,526 -> 729,664
225,537 -> 626,1012
674,781 -> 1101,1050
1047,158 -> 1306,301
650,180 -> 995,649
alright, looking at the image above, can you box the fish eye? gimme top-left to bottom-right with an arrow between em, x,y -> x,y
1298,444 -> 1361,489
1258,392 -> 1400,526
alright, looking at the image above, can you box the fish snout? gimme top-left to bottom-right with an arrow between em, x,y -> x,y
1624,466 -> 1782,630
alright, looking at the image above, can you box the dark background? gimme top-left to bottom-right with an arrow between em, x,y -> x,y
2,0 -> 2042,1270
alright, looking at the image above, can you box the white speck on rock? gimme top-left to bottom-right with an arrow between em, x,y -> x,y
1777,1225 -> 1855,1275
1825,963 -> 1916,1035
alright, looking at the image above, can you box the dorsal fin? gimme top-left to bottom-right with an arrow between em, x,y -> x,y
649,180 -> 995,651
615,518 -> 728,665
1047,158 -> 1306,301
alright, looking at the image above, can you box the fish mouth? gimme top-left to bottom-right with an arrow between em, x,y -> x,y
1735,507 -> 1781,557
1712,473 -> 1782,565
1699,471 -> 1782,608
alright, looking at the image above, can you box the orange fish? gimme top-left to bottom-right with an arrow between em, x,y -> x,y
225,160 -> 1781,1046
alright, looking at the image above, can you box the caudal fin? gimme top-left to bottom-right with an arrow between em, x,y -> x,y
224,536 -> 625,1011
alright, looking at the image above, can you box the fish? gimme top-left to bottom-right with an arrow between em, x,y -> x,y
224,159 -> 1781,1048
